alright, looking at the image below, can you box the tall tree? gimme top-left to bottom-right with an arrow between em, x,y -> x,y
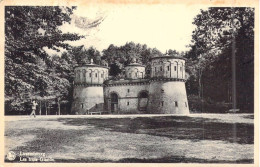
186,7 -> 254,112
5,6 -> 83,114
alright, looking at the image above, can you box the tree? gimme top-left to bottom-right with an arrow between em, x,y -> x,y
186,7 -> 254,112
5,6 -> 83,114
102,42 -> 163,77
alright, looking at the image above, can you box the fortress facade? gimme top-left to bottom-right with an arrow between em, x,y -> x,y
71,55 -> 189,114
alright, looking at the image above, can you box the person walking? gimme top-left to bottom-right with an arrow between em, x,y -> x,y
30,100 -> 38,118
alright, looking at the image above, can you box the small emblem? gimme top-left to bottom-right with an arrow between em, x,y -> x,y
6,151 -> 16,161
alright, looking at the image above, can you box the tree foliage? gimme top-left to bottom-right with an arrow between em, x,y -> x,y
5,6 -> 83,113
186,7 -> 254,112
102,42 -> 163,77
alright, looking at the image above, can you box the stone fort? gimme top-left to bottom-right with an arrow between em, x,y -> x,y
71,54 -> 189,114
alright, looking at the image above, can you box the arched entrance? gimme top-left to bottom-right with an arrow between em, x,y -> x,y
110,93 -> 118,113
138,91 -> 148,111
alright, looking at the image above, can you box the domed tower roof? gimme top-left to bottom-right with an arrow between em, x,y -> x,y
125,59 -> 146,79
126,57 -> 146,67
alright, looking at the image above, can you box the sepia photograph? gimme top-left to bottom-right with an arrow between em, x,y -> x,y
1,0 -> 258,166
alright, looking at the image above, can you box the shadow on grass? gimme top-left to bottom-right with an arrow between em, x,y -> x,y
7,128 -> 95,153
5,116 -> 254,163
59,116 -> 254,144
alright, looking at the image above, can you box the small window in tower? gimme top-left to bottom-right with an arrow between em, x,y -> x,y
161,89 -> 164,93
81,103 -> 84,108
175,101 -> 178,107
167,66 -> 170,71
89,73 -> 91,77
185,102 -> 187,107
174,66 -> 177,71
96,104 -> 98,108
180,67 -> 182,71
127,102 -> 129,106
128,89 -> 130,93
155,67 -> 157,72
95,73 -> 97,77
135,73 -> 137,77
129,73 -> 131,77
160,66 -> 162,71
101,74 -> 103,78
161,101 -> 164,106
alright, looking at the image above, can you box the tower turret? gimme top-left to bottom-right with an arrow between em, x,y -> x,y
125,61 -> 146,79
71,59 -> 109,114
147,55 -> 189,114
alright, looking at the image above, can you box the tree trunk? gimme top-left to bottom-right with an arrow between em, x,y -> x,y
58,98 -> 61,115
198,68 -> 203,99
45,101 -> 47,115
39,101 -> 42,115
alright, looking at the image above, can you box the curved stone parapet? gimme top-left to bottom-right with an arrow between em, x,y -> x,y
74,64 -> 109,85
125,63 -> 146,79
150,56 -> 186,79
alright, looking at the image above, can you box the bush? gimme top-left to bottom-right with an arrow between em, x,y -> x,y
188,95 -> 231,113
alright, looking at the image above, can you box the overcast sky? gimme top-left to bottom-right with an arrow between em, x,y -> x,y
46,4 -> 207,55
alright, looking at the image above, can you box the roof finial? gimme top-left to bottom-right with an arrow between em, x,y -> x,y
90,59 -> 93,64
131,57 -> 137,63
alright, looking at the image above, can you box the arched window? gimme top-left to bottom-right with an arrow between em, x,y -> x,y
83,69 -> 86,77
110,93 -> 119,113
138,91 -> 149,111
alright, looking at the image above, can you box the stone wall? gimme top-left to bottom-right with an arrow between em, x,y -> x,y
72,86 -> 105,115
104,81 -> 149,114
147,80 -> 189,114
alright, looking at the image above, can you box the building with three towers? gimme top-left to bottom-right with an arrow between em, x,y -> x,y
71,54 -> 189,114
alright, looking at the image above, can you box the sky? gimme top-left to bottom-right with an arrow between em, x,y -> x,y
46,4 -> 207,55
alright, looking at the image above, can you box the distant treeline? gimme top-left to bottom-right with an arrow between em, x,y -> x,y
5,7 -> 254,115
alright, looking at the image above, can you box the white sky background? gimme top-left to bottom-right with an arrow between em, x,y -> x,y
46,4 -> 208,55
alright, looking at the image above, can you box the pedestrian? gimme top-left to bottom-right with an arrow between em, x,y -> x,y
30,100 -> 38,118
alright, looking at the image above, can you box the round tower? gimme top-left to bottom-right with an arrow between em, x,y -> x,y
147,55 -> 189,114
71,60 -> 109,115
125,61 -> 146,79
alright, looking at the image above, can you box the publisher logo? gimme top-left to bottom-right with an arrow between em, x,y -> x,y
6,151 -> 16,161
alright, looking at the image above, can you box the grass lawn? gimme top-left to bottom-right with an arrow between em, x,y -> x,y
4,114 -> 254,163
